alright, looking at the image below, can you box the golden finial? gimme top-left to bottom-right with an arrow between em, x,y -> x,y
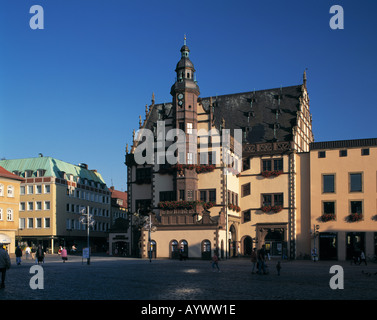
184,34 -> 186,45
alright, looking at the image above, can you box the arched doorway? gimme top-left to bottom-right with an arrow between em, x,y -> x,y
201,240 -> 211,260
243,236 -> 253,256
229,225 -> 237,257
179,240 -> 188,260
170,240 -> 179,259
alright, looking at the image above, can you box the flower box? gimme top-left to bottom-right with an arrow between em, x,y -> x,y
171,164 -> 215,174
261,205 -> 282,213
320,213 -> 336,222
157,200 -> 216,212
261,170 -> 283,178
228,203 -> 241,212
346,213 -> 363,222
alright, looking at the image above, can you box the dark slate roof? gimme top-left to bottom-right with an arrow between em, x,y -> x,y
142,85 -> 303,144
310,138 -> 377,150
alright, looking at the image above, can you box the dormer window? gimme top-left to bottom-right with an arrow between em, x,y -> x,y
37,169 -> 46,177
25,170 -> 34,178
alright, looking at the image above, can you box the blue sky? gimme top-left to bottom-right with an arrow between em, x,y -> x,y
1,0 -> 376,191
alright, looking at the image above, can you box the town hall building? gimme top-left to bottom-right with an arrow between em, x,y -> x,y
126,39 -> 314,260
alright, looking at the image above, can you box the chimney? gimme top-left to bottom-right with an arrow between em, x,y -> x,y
78,163 -> 88,169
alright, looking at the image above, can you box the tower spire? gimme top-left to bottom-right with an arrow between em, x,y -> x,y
184,34 -> 186,46
303,68 -> 307,88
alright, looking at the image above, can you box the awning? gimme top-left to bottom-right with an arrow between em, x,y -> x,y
0,233 -> 12,244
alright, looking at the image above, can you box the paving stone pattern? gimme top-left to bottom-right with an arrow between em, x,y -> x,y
1,254 -> 377,300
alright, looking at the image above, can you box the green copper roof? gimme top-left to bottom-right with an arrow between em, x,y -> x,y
0,157 -> 106,185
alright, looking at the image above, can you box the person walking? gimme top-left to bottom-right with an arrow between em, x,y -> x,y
36,245 -> 44,265
359,251 -> 367,266
257,245 -> 267,274
251,248 -> 257,274
15,245 -> 22,265
211,252 -> 220,272
0,244 -> 11,289
61,247 -> 68,263
25,245 -> 31,260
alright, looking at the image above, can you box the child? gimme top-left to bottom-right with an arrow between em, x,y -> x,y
212,253 -> 220,272
276,261 -> 281,276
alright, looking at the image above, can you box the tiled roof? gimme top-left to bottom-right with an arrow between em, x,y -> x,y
142,85 -> 303,144
0,166 -> 25,181
310,138 -> 377,150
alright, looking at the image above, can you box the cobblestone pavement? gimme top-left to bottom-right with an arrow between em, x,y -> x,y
1,254 -> 376,301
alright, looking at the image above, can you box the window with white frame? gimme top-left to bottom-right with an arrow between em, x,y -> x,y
27,185 -> 33,194
187,152 -> 193,164
0,184 -> 3,196
7,209 -> 13,221
28,218 -> 33,228
7,185 -> 14,197
44,201 -> 50,210
36,185 -> 42,194
0,208 -> 3,220
27,202 -> 33,211
20,186 -> 25,195
36,218 -> 42,228
19,218 -> 25,229
187,122 -> 193,134
44,185 -> 50,194
44,218 -> 50,228
20,202 -> 25,211
36,201 -> 42,211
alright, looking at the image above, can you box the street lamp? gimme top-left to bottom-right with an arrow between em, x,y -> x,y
79,206 -> 95,265
143,213 -> 156,262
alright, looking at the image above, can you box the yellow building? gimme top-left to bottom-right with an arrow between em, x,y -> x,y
309,139 -> 377,260
0,166 -> 24,255
0,156 -> 111,254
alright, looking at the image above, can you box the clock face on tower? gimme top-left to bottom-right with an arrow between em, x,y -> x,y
178,101 -> 183,106
178,93 -> 183,100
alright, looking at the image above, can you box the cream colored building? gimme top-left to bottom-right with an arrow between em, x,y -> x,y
126,41 -> 314,260
0,166 -> 25,255
309,139 -> 377,260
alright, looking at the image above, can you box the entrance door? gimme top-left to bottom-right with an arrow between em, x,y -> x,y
346,232 -> 365,260
179,240 -> 188,260
319,232 -> 337,260
243,236 -> 253,256
201,240 -> 211,260
265,229 -> 284,257
170,240 -> 179,259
